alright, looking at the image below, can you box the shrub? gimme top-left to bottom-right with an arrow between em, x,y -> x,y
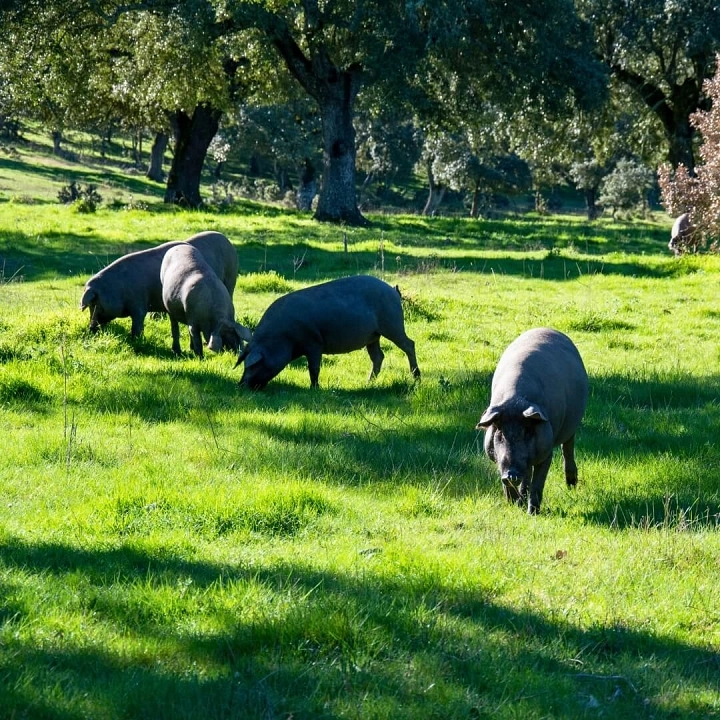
58,181 -> 102,212
237,270 -> 294,294
599,159 -> 654,218
658,54 -> 720,253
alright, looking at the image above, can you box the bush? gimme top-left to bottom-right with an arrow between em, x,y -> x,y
658,54 -> 720,253
599,159 -> 654,218
58,181 -> 102,212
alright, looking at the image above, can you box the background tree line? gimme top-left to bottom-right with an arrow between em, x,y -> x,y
0,0 -> 718,226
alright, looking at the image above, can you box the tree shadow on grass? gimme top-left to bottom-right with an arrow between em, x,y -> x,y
372,214 -> 672,254
0,154 -> 162,200
567,369 -> 720,529
0,535 -> 717,719
1,218 -> 684,284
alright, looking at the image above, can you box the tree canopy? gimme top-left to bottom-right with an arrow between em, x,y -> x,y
2,1 -> 717,222
580,0 -> 720,172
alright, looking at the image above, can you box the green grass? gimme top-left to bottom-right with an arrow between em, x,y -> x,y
1,139 -> 720,719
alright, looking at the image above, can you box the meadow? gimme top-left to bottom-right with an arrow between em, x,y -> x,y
0,135 -> 719,718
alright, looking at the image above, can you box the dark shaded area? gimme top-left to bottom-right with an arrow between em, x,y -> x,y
0,534 -> 717,718
0,154 -> 160,200
59,350 -> 720,529
0,213 -> 680,284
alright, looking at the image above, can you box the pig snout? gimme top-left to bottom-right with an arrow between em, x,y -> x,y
501,473 -> 524,504
499,463 -> 531,505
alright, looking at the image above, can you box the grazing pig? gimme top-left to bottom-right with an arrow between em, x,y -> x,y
80,231 -> 237,338
236,275 -> 420,389
476,328 -> 588,514
161,244 -> 250,358
668,212 -> 691,256
187,230 -> 238,297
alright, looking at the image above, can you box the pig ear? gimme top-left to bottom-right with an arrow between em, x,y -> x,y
235,348 -> 262,370
234,345 -> 250,368
244,349 -> 263,369
80,287 -> 97,310
523,405 -> 549,422
477,406 -> 501,428
235,322 -> 252,343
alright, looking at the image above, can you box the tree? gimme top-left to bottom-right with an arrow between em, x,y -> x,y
423,127 -> 531,218
598,158 -> 655,217
222,0 -> 605,225
1,0 -> 606,223
102,7 -> 248,207
0,4 -> 106,153
579,0 -> 720,173
569,161 -> 604,220
658,56 -> 720,252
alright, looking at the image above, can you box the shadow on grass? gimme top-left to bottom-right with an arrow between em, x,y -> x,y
79,351 -> 720,530
0,154 -> 163,199
0,535 -> 717,719
0,211 -> 684,283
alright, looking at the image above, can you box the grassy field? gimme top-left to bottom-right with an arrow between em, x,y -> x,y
1,136 -> 720,719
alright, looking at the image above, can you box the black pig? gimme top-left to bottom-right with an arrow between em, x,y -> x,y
236,275 -> 420,389
476,328 -> 588,514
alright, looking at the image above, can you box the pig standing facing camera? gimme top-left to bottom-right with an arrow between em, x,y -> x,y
476,327 -> 588,514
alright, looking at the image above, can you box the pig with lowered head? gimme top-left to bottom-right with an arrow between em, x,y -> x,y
476,328 -> 588,514
161,244 -> 251,358
668,212 -> 692,256
236,275 -> 420,389
80,231 -> 238,338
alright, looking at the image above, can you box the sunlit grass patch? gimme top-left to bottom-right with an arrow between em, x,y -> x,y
2,190 -> 720,718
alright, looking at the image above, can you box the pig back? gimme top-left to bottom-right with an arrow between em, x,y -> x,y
161,244 -> 228,314
90,240 -> 181,313
186,231 -> 238,296
490,328 -> 587,443
257,275 -> 402,354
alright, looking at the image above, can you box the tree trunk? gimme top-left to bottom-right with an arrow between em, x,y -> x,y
267,26 -> 367,225
314,93 -> 367,225
422,160 -> 445,216
52,130 -> 62,155
296,157 -> 317,211
100,126 -> 113,158
146,132 -> 169,182
470,185 -> 480,218
665,106 -> 696,174
584,187 -> 598,221
164,105 -> 221,207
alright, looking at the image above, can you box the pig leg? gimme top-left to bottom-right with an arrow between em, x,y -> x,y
387,333 -> 420,379
561,435 -> 578,487
130,311 -> 145,338
528,456 -> 552,514
306,347 -> 323,388
366,340 -> 385,379
188,326 -> 204,359
170,318 -> 182,356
